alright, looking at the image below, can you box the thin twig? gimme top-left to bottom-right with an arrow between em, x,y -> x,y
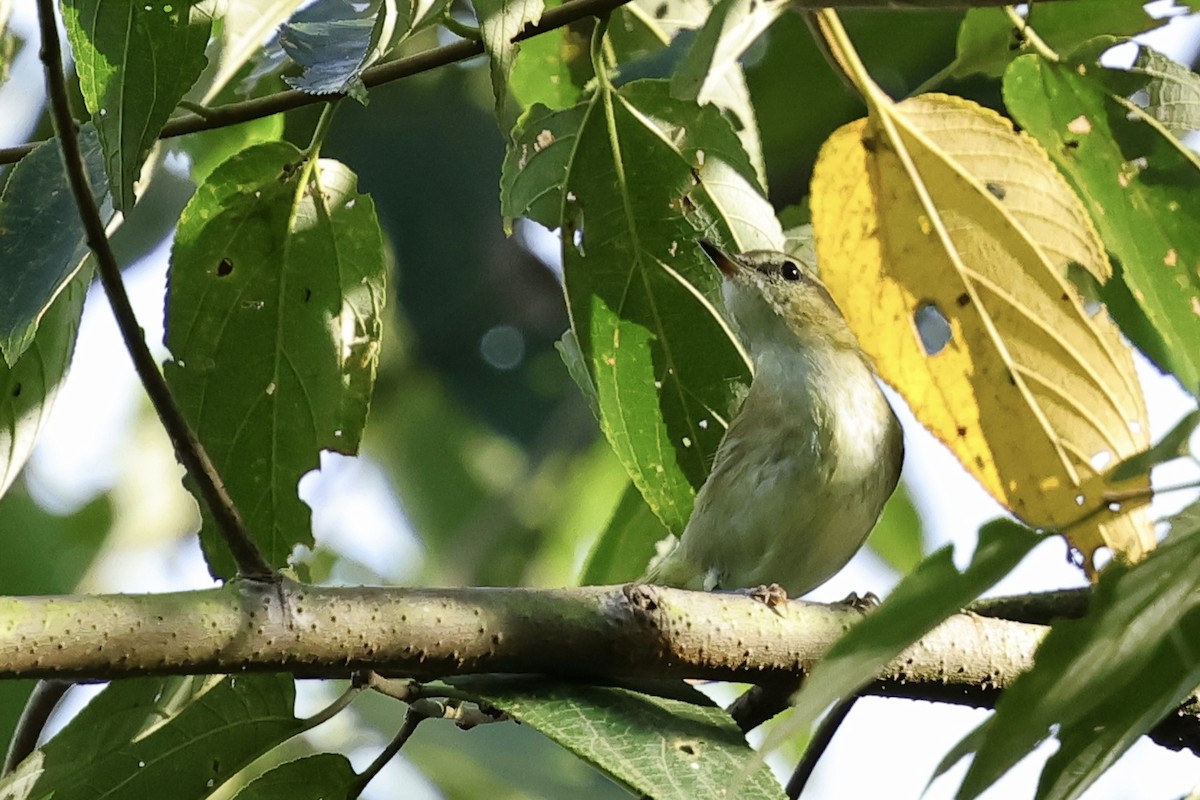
1,680 -> 72,775
349,708 -> 427,797
34,0 -> 274,580
786,695 -> 859,799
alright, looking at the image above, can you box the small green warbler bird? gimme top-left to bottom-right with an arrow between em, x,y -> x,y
644,242 -> 904,598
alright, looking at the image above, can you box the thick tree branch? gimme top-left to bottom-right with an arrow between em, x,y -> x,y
1,0 -> 1080,166
35,0 -> 274,580
0,581 -> 1196,752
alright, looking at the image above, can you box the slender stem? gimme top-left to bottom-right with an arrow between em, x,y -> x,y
34,0 -> 275,581
300,682 -> 363,730
349,709 -> 427,797
1,680 -> 72,775
1004,5 -> 1059,63
441,12 -> 482,40
302,102 -> 340,162
785,695 -> 858,799
810,10 -> 878,102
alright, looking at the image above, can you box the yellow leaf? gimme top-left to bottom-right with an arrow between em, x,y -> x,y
811,91 -> 1152,567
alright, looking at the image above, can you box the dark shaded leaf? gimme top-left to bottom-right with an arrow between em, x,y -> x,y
166,143 -> 386,577
0,128 -> 108,364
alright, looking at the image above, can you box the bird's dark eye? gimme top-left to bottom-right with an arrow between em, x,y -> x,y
780,261 -> 802,281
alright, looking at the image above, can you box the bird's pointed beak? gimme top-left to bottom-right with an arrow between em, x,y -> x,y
699,241 -> 739,278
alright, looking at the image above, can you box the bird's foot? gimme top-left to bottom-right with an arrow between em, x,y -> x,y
838,591 -> 879,612
747,583 -> 789,610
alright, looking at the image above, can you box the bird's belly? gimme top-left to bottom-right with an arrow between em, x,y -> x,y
681,422 -> 893,596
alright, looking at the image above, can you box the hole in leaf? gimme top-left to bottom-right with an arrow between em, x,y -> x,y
216,258 -> 233,277
10,383 -> 20,398
913,301 -> 951,356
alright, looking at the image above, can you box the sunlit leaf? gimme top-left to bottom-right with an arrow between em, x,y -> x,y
811,89 -> 1151,567
456,679 -> 786,800
61,0 -> 210,210
1004,50 -> 1200,395
166,143 -> 387,577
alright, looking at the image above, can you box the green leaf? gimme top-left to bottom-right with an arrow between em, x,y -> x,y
475,0 -> 547,119
0,268 -> 90,500
504,78 -> 778,533
579,480 -> 669,584
773,521 -> 1040,750
0,675 -> 300,800
0,128 -> 109,365
166,143 -> 387,577
230,753 -> 358,799
1107,409 -> 1200,482
866,482 -> 925,575
508,0 -> 591,111
454,680 -> 786,799
956,520 -> 1200,800
669,0 -> 786,107
1004,53 -> 1200,394
953,1 -> 1167,80
61,0 -> 210,210
1131,44 -> 1200,135
279,0 -> 400,104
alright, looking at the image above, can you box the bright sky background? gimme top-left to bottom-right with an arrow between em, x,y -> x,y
3,3 -> 1200,798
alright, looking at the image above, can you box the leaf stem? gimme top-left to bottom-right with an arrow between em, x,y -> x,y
441,11 -> 482,40
302,101 -> 340,161
349,708 -> 427,797
34,0 -> 275,581
1004,6 -> 1059,63
809,10 -> 879,102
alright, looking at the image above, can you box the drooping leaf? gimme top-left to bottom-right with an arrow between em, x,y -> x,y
670,0 -> 786,107
502,78 -> 779,534
769,520 -> 1040,753
811,88 -> 1151,567
279,0 -> 400,103
0,269 -> 90,501
230,753 -> 358,800
455,679 -> 786,800
166,143 -> 387,577
61,0 -> 210,210
0,128 -> 109,365
475,0 -> 547,118
956,519 -> 1200,800
1004,51 -> 1200,395
0,675 -> 300,800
